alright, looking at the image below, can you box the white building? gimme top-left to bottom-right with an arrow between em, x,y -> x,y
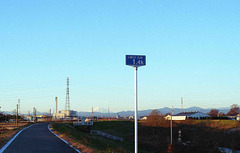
140,116 -> 148,120
53,110 -> 77,120
165,111 -> 210,120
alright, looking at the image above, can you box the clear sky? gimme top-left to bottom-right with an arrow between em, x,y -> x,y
0,0 -> 240,114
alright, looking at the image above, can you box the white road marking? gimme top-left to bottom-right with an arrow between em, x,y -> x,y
47,125 -> 81,153
0,124 -> 34,153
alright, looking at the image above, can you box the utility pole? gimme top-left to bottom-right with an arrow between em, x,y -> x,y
49,109 -> 51,121
33,107 -> 34,122
16,104 -> 18,128
181,97 -> 183,113
33,107 -> 36,122
92,107 -> 94,119
108,107 -> 110,121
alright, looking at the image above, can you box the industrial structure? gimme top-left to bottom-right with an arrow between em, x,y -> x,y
53,77 -> 77,120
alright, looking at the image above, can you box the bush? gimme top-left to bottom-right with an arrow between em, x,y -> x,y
144,109 -> 170,127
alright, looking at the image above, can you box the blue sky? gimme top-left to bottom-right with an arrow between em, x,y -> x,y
0,0 -> 240,114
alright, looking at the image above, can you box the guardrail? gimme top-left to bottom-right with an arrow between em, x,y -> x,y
90,130 -> 124,142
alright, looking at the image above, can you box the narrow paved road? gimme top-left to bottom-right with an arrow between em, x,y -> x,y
3,123 -> 78,153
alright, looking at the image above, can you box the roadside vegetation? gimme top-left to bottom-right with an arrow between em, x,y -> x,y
141,109 -> 240,153
51,109 -> 240,153
92,121 -> 133,138
51,122 -> 138,153
52,119 -> 240,153
0,122 -> 32,148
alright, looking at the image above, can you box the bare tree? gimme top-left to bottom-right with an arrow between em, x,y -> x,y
227,104 -> 240,116
145,109 -> 169,127
219,112 -> 225,117
208,109 -> 219,117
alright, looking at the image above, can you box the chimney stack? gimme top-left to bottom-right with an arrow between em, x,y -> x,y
55,97 -> 58,114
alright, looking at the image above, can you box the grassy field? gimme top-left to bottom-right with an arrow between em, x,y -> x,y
92,121 -> 133,138
171,120 -> 240,152
51,120 -> 240,153
51,122 -> 140,153
192,120 -> 240,129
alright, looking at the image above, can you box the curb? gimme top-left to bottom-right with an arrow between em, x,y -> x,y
47,125 -> 81,153
0,124 -> 34,153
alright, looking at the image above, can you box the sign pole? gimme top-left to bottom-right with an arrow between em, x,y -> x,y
134,66 -> 138,153
126,55 -> 146,153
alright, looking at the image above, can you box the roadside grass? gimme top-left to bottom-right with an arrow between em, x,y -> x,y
92,121 -> 133,138
52,120 -> 240,153
185,120 -> 240,130
173,120 -> 240,152
0,122 -> 33,148
51,122 -> 137,153
140,119 -> 240,152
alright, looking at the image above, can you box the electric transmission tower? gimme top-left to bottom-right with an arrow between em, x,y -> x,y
65,77 -> 70,112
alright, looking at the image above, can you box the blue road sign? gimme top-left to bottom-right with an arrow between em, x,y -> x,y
126,55 -> 146,67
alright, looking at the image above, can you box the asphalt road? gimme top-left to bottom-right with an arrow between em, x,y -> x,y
3,123 -> 78,153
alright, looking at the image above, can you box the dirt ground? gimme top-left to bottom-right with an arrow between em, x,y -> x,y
0,122 -> 31,148
0,122 -> 29,130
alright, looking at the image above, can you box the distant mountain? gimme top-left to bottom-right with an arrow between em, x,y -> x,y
1,111 -> 13,115
92,107 -> 108,113
3,106 -> 230,117
78,106 -> 230,117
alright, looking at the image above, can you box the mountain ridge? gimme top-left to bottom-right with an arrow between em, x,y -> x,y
2,106 -> 230,117
78,106 -> 230,117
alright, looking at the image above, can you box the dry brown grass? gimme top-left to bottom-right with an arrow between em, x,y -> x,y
0,122 -> 29,130
178,120 -> 240,130
48,124 -> 96,153
0,122 -> 31,148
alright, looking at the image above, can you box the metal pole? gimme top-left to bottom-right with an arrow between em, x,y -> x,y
134,67 -> 138,153
171,105 -> 173,145
16,104 -> 18,128
108,107 -> 110,121
181,97 -> 183,113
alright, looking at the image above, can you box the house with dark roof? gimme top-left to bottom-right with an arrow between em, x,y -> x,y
165,111 -> 210,120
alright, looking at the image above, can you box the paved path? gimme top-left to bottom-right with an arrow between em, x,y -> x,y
3,123 -> 78,153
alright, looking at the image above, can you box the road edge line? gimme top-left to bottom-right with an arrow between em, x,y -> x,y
47,125 -> 81,153
0,124 -> 34,153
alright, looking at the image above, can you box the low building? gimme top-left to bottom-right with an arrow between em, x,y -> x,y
236,114 -> 240,121
128,116 -> 134,119
53,110 -> 77,120
165,115 -> 186,120
165,111 -> 210,120
140,116 -> 148,120
23,115 -> 33,121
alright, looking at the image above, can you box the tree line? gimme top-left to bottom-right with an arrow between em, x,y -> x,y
208,104 -> 240,117
0,112 -> 22,122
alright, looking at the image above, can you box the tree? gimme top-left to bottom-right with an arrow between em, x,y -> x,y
145,109 -> 169,127
208,109 -> 219,117
227,104 -> 240,116
219,112 -> 225,117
